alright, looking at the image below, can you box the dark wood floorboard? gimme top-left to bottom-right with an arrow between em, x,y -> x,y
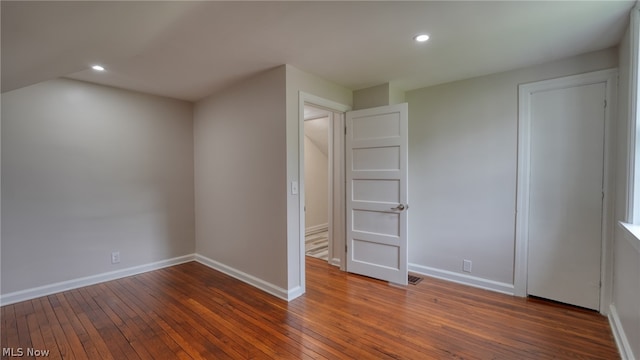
1,258 -> 619,359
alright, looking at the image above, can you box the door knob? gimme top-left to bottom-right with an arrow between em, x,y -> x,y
391,204 -> 408,211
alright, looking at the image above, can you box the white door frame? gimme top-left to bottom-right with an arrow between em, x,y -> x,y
514,68 -> 617,313
298,92 -> 351,292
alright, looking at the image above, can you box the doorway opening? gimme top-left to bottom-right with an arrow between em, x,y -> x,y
303,106 -> 332,262
297,93 -> 410,294
302,103 -> 345,268
297,93 -> 351,295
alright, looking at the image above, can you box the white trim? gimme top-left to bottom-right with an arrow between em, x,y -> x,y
332,112 -> 347,272
327,112 -> 335,267
514,69 -> 618,314
298,92 -> 351,297
195,254 -> 292,301
514,75 -> 533,297
409,263 -> 515,295
301,93 -> 351,114
287,286 -> 305,300
305,223 -> 328,236
609,304 -> 635,360
602,68 -> 619,313
0,254 -> 195,306
619,221 -> 640,254
329,257 -> 342,267
628,4 -> 640,223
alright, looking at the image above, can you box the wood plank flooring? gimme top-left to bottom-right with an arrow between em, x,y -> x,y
1,258 -> 619,359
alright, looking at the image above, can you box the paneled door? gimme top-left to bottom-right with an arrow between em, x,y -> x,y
346,103 -> 408,285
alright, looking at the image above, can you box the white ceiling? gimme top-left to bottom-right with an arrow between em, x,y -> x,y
2,1 -> 635,102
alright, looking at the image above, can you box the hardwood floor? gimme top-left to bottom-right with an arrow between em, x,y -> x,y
1,258 -> 619,359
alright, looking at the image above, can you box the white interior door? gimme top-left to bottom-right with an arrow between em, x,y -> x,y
346,103 -> 408,285
527,81 -> 605,310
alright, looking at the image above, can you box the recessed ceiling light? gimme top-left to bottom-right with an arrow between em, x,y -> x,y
414,34 -> 430,43
91,65 -> 105,71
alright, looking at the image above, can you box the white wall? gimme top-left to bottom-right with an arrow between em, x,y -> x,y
304,118 -> 329,231
1,78 -> 195,295
613,23 -> 640,359
194,66 -> 288,292
406,48 -> 618,288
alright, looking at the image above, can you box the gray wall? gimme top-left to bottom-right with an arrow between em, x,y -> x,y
353,83 -> 406,110
1,78 -> 195,294
353,83 -> 391,110
194,66 -> 288,290
406,48 -> 618,286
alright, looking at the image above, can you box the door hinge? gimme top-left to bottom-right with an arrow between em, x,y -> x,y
604,100 -> 607,108
344,126 -> 347,135
345,244 -> 348,253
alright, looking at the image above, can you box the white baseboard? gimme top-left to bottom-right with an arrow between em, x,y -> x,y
1,253 -> 303,306
609,304 -> 635,360
194,254 -> 292,301
287,286 -> 304,301
0,254 -> 196,306
10,257 -> 525,309
305,223 -> 328,236
329,257 -> 341,267
409,263 -> 515,295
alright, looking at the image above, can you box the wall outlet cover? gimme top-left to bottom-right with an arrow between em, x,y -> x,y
463,259 -> 472,273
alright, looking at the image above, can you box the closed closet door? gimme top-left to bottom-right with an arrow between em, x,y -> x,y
526,80 -> 606,310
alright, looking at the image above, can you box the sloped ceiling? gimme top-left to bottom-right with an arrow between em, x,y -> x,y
2,1 -> 635,101
304,105 -> 331,156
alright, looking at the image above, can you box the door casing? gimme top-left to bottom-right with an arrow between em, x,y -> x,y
299,96 -> 409,290
514,68 -> 617,313
298,92 -> 351,295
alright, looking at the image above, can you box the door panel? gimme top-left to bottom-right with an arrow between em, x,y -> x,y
353,210 -> 400,236
352,113 -> 401,139
353,180 -> 400,203
527,82 -> 605,310
352,146 -> 400,170
352,240 -> 400,268
346,103 -> 408,285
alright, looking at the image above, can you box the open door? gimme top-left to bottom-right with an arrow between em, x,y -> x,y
346,103 -> 408,285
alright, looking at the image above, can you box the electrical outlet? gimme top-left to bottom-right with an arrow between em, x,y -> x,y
111,251 -> 120,264
463,259 -> 472,273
